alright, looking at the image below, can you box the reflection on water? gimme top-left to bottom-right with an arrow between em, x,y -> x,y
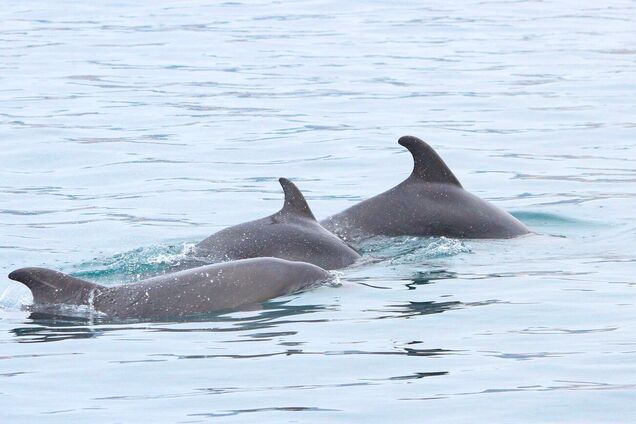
10,300 -> 333,343
190,406 -> 341,418
368,300 -> 462,319
1,0 -> 636,422
407,270 -> 459,288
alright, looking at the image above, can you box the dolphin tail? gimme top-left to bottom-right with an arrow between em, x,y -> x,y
276,177 -> 317,220
8,267 -> 103,306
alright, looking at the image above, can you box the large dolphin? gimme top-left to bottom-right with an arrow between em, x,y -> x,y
191,178 -> 360,270
8,257 -> 331,320
321,136 -> 529,240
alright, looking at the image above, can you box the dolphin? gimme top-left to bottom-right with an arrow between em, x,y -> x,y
321,136 -> 529,240
191,178 -> 360,270
8,257 -> 331,320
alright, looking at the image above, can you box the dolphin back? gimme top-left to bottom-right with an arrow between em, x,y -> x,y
8,267 -> 102,306
194,178 -> 360,270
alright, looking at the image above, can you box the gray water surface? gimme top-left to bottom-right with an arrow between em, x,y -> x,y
1,1 -> 635,422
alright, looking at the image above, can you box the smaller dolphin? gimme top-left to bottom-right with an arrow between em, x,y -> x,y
8,257 -> 331,320
321,136 -> 529,240
192,178 -> 360,270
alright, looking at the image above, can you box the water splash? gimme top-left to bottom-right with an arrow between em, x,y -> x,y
328,271 -> 344,288
356,236 -> 471,265
71,242 -> 196,284
25,303 -> 107,320
0,284 -> 31,310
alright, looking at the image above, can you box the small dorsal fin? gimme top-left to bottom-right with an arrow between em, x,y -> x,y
276,178 -> 316,220
8,267 -> 102,305
398,136 -> 462,187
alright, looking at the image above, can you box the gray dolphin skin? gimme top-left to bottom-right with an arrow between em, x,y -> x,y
321,136 -> 530,240
192,178 -> 360,270
8,257 -> 331,320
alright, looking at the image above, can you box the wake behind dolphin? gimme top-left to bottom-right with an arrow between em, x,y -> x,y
321,136 -> 529,240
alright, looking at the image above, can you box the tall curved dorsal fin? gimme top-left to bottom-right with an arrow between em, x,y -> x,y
398,136 -> 462,187
8,267 -> 102,305
276,177 -> 316,220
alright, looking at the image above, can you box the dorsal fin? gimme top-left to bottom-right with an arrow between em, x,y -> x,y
8,267 -> 102,305
398,136 -> 462,187
276,178 -> 316,220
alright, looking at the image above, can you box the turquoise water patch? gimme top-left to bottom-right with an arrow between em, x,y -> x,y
512,211 -> 606,228
71,242 -> 196,284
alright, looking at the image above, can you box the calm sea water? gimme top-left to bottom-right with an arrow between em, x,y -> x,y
1,1 -> 635,422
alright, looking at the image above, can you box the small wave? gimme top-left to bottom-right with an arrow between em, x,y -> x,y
512,211 -> 608,238
511,211 -> 600,227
